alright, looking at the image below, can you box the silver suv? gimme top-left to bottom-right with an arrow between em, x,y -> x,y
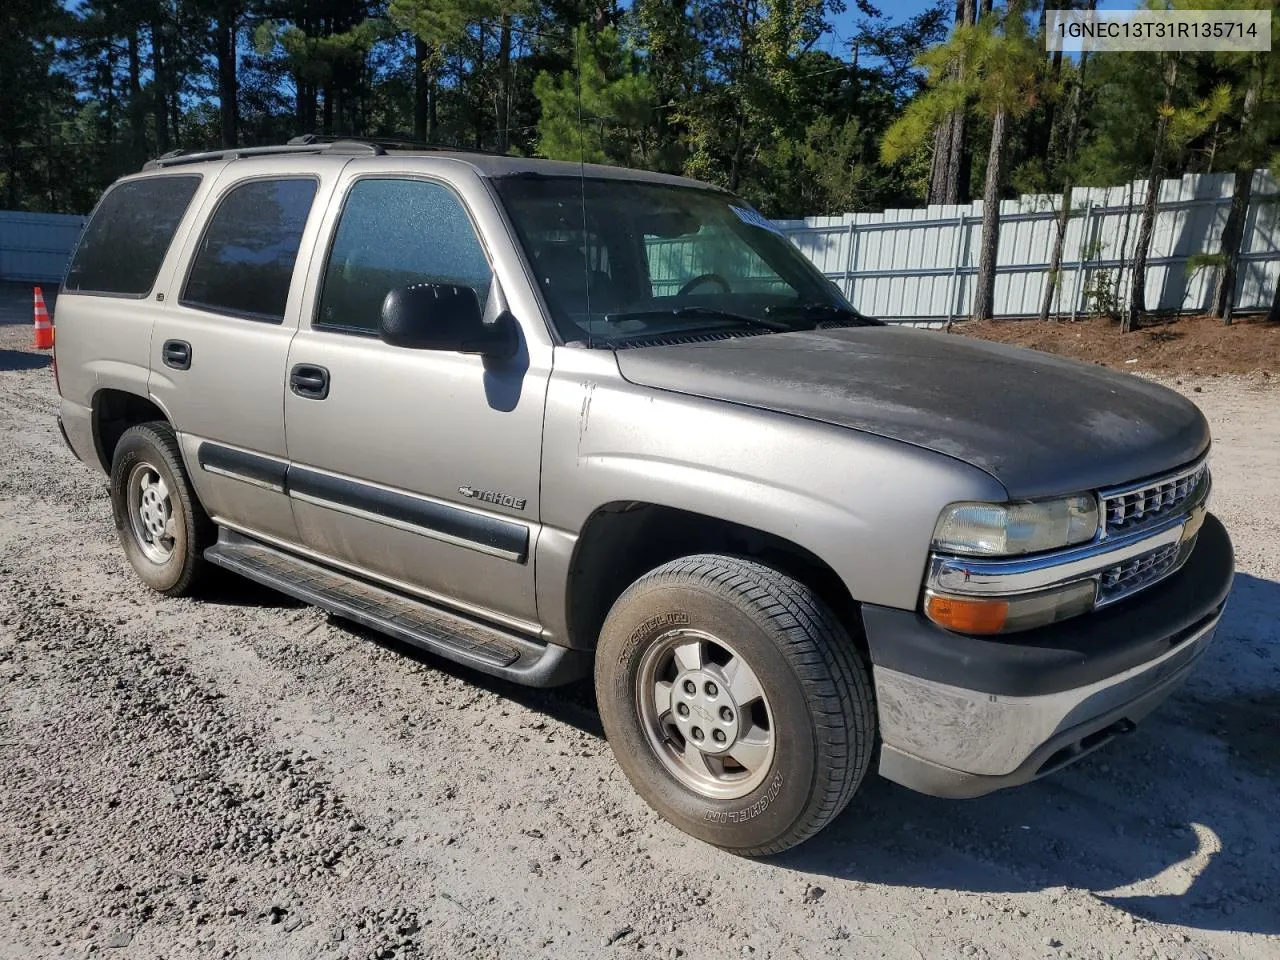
53,138 -> 1233,854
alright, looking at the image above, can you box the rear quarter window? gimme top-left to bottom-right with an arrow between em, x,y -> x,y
181,177 -> 319,323
64,176 -> 202,296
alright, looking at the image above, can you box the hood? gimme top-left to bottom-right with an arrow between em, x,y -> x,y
613,326 -> 1210,499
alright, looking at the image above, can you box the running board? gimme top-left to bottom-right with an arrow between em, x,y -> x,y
205,528 -> 588,687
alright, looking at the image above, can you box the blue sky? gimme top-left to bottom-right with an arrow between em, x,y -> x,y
824,0 -> 1138,58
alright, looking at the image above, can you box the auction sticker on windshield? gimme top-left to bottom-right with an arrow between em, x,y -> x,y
730,205 -> 785,237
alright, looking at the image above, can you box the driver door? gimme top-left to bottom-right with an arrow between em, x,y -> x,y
283,169 -> 550,630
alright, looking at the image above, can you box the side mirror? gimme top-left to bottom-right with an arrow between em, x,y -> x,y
379,283 -> 517,359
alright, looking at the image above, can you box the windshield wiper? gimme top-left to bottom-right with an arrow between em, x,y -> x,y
765,302 -> 882,326
604,306 -> 796,333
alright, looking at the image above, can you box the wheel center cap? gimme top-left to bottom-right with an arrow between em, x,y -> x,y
671,668 -> 741,755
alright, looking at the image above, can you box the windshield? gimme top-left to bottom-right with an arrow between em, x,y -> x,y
492,175 -> 874,347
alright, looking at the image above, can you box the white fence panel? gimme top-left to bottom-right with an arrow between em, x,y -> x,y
0,211 -> 85,282
775,169 -> 1279,324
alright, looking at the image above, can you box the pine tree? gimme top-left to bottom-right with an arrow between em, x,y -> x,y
533,24 -> 654,166
881,1 -> 1043,321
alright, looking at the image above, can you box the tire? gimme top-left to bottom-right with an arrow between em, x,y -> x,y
109,421 -> 214,597
595,554 -> 875,856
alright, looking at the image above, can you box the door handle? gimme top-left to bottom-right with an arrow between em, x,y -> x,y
289,363 -> 330,400
161,339 -> 191,371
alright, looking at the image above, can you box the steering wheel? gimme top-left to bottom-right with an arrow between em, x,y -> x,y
678,273 -> 732,296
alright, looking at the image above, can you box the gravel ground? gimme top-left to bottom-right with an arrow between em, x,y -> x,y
1,284 -> 1278,960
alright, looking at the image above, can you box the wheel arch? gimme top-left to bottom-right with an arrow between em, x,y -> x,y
92,387 -> 171,473
563,501 -> 864,653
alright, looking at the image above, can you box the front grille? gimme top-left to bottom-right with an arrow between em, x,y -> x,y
1102,462 -> 1207,536
1097,538 -> 1194,605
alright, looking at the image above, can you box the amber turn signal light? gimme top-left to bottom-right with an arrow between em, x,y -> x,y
924,594 -> 1009,634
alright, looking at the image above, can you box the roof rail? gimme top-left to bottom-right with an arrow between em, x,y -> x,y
141,139 -> 385,171
286,133 -> 510,158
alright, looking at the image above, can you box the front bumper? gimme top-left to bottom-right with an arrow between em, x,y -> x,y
865,512 -> 1233,798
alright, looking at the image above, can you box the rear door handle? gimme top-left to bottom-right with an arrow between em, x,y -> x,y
161,339 -> 191,371
289,363 -> 330,400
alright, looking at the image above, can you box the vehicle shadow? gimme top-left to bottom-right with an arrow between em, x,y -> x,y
196,568 -> 304,609
340,619 -> 605,739
778,571 -> 1280,937
0,348 -> 51,372
232,567 -> 1277,936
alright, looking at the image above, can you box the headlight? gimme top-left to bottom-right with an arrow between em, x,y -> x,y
932,494 -> 1100,557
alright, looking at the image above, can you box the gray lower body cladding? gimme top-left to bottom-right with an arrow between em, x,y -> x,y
864,513 -> 1234,797
194,441 -> 530,562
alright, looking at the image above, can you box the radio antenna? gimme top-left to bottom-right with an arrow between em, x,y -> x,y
574,28 -> 593,348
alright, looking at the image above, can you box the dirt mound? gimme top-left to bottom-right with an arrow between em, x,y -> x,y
957,313 -> 1279,377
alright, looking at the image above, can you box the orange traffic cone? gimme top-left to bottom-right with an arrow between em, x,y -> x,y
33,287 -> 53,350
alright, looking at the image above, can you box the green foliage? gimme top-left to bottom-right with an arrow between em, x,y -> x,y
1082,269 -> 1123,321
880,3 -> 1044,166
1185,252 -> 1226,276
1167,82 -> 1232,151
533,25 -> 655,167
2,0 -> 1276,227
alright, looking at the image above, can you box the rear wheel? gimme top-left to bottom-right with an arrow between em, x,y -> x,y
595,554 -> 875,855
110,421 -> 213,596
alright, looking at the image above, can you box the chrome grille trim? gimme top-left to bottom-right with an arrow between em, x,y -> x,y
1100,459 -> 1209,537
1096,537 -> 1196,606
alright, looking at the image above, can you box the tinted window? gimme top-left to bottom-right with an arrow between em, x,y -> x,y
182,178 -> 318,322
65,176 -> 201,296
317,178 -> 491,333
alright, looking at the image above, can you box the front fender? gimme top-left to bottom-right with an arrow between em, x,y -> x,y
539,350 -> 1007,617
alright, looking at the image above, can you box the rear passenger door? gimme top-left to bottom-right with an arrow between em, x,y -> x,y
150,159 -> 340,547
283,169 -> 550,630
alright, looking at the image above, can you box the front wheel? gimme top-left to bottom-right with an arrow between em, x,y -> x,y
595,555 -> 876,855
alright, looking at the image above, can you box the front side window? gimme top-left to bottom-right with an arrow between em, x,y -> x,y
65,175 -> 201,296
492,176 -> 869,346
182,177 -> 318,322
316,178 -> 492,334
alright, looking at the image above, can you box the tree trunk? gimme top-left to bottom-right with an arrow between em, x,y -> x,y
1268,274 -> 1280,324
413,37 -> 430,142
295,79 -> 308,133
151,18 -> 169,155
1125,56 -> 1178,333
1038,23 -> 1091,322
166,25 -> 181,146
214,2 -> 238,148
497,16 -> 512,153
1039,208 -> 1072,323
927,0 -> 977,206
474,22 -> 487,149
972,106 -> 1007,322
428,77 -> 437,141
728,111 -> 745,192
4,144 -> 17,209
127,31 -> 146,165
1213,69 -> 1261,324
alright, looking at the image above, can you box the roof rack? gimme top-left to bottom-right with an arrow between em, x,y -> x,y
141,137 -> 385,170
141,134 -> 507,171
285,133 -> 510,158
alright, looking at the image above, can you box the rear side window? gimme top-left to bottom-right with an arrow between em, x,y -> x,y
64,176 -> 201,296
316,178 -> 492,334
182,177 -> 319,323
